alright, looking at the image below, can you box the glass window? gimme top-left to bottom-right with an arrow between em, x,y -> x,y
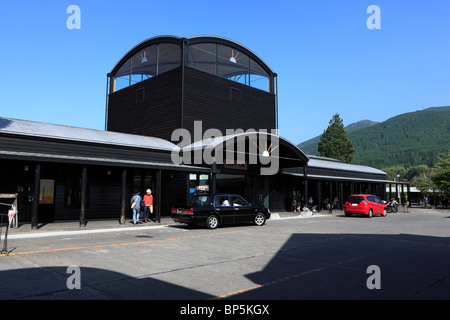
189,173 -> 210,198
250,58 -> 269,91
130,46 -> 158,85
347,196 -> 364,204
215,195 -> 231,206
185,42 -> 272,92
113,41 -> 271,92
217,44 -> 249,85
65,177 -> 81,208
113,43 -> 181,92
199,174 -> 209,186
190,195 -> 209,206
157,43 -> 181,74
188,43 -> 217,75
230,195 -> 248,206
114,59 -> 131,91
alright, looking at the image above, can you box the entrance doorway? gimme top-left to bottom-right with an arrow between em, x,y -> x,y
133,169 -> 155,195
216,174 -> 245,196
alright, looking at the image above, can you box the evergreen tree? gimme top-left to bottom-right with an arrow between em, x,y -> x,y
318,113 -> 355,163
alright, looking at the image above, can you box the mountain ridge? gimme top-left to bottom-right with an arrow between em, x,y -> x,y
297,106 -> 450,169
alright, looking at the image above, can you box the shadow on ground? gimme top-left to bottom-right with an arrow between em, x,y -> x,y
1,232 -> 449,300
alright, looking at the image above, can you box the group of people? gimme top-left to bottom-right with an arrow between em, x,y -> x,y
291,194 -> 339,213
423,194 -> 449,209
130,189 -> 154,224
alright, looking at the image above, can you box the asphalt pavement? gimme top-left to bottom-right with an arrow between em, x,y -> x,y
1,206 -> 449,304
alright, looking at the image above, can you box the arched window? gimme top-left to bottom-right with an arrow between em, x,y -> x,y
112,43 -> 181,92
187,43 -> 270,92
110,36 -> 274,93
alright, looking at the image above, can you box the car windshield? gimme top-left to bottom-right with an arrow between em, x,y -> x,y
347,196 -> 365,204
189,195 -> 209,206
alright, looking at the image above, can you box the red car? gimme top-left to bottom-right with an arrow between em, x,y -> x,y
344,194 -> 387,218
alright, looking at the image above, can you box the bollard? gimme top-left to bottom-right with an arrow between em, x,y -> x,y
0,210 -> 16,256
0,215 -> 10,255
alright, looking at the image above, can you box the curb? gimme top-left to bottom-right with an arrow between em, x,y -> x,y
269,212 -> 327,220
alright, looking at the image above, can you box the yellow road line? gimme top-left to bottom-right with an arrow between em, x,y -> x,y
211,265 -> 330,300
211,256 -> 360,299
0,230 -> 243,257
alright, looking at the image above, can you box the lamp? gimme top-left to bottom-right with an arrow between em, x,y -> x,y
230,49 -> 238,63
140,51 -> 148,64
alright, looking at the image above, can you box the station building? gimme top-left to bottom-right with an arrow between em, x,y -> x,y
0,35 -> 401,229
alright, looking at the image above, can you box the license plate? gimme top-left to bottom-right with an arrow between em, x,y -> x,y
177,208 -> 183,214
352,203 -> 357,206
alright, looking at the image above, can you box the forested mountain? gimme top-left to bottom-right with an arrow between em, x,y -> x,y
297,106 -> 450,169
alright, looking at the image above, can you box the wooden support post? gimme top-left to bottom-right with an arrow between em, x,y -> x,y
304,179 -> 308,208
211,163 -> 217,194
31,164 -> 41,230
80,166 -> 87,227
156,169 -> 161,223
317,180 -> 321,212
120,168 -> 127,225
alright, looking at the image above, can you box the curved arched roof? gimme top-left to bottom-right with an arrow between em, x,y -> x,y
109,35 -> 275,79
182,131 -> 309,170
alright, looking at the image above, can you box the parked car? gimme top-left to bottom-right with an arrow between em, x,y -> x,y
171,194 -> 270,229
344,194 -> 387,218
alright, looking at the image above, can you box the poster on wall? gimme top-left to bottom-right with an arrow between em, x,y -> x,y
39,179 -> 55,204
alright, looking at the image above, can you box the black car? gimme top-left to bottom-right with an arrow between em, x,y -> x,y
171,194 -> 270,229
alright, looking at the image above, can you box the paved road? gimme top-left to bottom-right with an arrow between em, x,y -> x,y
1,208 -> 449,303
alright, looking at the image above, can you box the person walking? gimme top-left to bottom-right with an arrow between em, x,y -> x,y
143,189 -> 153,223
131,192 -> 141,224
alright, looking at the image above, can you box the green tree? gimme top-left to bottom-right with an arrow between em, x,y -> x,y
405,165 -> 434,182
432,152 -> 450,193
382,164 -> 434,182
411,176 -> 434,196
318,113 -> 355,163
381,165 -> 407,181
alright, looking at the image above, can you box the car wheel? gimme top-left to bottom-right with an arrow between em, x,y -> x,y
254,213 -> 266,226
367,209 -> 373,218
206,215 -> 219,229
381,208 -> 387,217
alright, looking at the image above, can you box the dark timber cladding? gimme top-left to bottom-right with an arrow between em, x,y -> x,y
0,134 -> 173,165
107,66 -> 276,141
183,67 -> 275,134
107,67 -> 182,141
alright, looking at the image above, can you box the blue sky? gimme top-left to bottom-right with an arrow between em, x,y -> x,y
0,0 -> 448,144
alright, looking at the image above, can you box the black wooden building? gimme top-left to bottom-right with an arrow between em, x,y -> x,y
106,36 -> 277,140
0,35 -> 403,229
